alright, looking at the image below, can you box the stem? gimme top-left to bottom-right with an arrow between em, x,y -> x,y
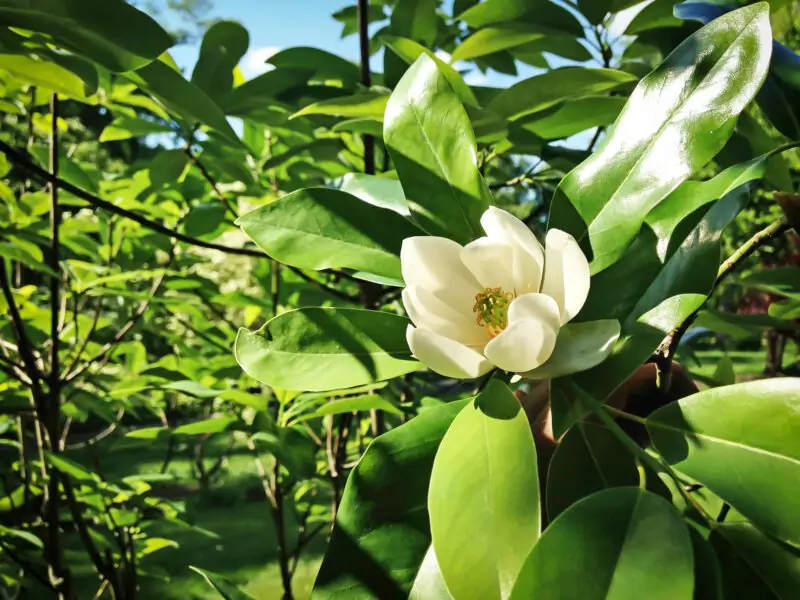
184,144 -> 238,218
357,0 -> 374,176
285,265 -> 359,303
0,140 -> 263,259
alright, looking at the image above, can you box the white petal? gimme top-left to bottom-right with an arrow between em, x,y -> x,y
406,326 -> 493,379
481,206 -> 544,294
508,293 -> 561,332
519,319 -> 620,380
402,286 -> 487,347
460,237 -> 515,292
483,318 -> 558,374
401,236 -> 480,314
540,228 -> 590,325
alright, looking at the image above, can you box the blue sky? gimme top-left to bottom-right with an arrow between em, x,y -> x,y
146,0 -> 647,89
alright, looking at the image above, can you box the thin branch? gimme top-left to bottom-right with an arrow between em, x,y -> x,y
357,0 -> 375,176
286,265 -> 359,303
0,140 -> 264,258
184,145 -> 239,218
63,295 -> 102,377
0,539 -> 56,591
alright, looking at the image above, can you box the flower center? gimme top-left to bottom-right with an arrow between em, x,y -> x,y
473,287 -> 514,338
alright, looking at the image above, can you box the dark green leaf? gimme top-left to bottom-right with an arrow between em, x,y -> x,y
267,47 -> 360,86
391,0 -> 437,46
517,96 -> 626,140
190,566 -> 256,600
0,54 -> 86,98
191,21 -> 249,103
293,91 -> 388,120
99,116 -> 174,142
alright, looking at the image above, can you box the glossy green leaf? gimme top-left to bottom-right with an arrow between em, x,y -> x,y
546,423 -> 639,520
429,380 -> 539,600
409,547 -> 453,600
235,307 -> 419,392
710,523 -> 800,600
0,54 -> 86,98
99,116 -> 174,142
313,399 -> 469,599
190,566 -> 256,600
293,92 -> 389,120
579,0 -> 645,24
0,0 -> 173,72
266,47 -> 360,86
518,96 -> 626,140
161,381 -> 222,399
549,4 -> 772,273
689,528 -> 724,600
334,173 -> 410,217
237,187 -> 423,280
384,54 -> 492,244
510,488 -> 694,600
648,378 -> 800,547
694,308 -> 800,339
382,36 -> 478,107
191,21 -> 250,103
309,393 -> 401,420
0,241 -> 57,277
625,0 -> 683,35
131,61 -> 240,145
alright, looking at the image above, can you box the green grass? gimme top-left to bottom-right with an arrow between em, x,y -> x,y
65,434 -> 326,599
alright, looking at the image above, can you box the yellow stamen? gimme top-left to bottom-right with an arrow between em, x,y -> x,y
473,287 -> 514,338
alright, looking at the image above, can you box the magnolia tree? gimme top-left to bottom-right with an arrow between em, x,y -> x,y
0,0 -> 799,599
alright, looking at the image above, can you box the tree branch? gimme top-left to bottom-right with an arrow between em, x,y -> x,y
0,140 -> 263,258
184,145 -> 239,218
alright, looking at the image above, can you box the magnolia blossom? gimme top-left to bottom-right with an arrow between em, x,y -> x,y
402,206 -> 619,379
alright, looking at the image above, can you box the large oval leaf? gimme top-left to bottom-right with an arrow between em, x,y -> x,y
235,308 -> 419,392
429,380 -> 540,600
647,379 -> 800,548
0,0 -> 173,72
510,488 -> 694,600
548,3 -> 772,273
236,187 -> 424,280
312,399 -> 469,599
191,21 -> 250,103
384,54 -> 492,244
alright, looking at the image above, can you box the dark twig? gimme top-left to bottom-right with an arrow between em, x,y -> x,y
286,265 -> 359,303
184,145 -> 239,218
0,140 -> 264,258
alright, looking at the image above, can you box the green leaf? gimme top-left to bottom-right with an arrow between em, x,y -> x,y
149,149 -> 189,188
266,47 -> 360,86
578,0 -> 645,25
334,173 -> 410,217
190,566 -> 256,600
739,267 -> 800,300
99,116 -> 174,142
0,54 -> 86,98
0,0 -> 173,72
191,21 -> 249,103
429,380 -> 539,600
0,241 -> 57,277
183,202 -> 226,238
220,67 -> 312,117
458,0 -> 582,35
235,307 -> 419,392
391,0 -> 437,46
710,523 -> 800,600
409,547 -> 453,600
549,4 -> 772,273
236,187 -> 424,280
546,423 -> 639,520
648,379 -> 800,548
293,91 -> 389,120
382,36 -> 478,107
488,67 -> 636,122
451,25 -> 550,63
161,381 -> 222,399
313,399 -> 469,598
385,54 -> 492,244
130,61 -> 240,145
173,417 -> 239,436
689,528 -> 723,600
331,118 -> 384,136
308,393 -> 402,420
519,319 -> 620,380
517,96 -> 626,140
510,488 -> 694,600
694,308 -> 800,340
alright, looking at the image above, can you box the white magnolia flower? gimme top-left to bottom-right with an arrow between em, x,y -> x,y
402,206 -> 620,379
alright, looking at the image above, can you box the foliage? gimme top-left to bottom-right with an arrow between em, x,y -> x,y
0,0 -> 799,599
